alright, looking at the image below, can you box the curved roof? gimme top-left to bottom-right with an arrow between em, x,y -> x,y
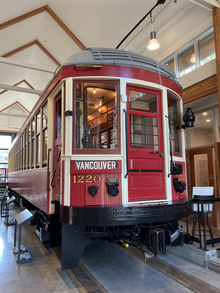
62,48 -> 182,89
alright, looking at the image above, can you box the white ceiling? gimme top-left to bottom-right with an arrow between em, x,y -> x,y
0,0 -> 217,123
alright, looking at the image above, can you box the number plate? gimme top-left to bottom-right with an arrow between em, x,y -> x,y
73,175 -> 101,184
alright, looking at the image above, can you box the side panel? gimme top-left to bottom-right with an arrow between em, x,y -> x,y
8,169 -> 48,214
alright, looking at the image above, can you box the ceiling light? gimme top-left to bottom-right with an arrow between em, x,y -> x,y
93,90 -> 96,94
206,119 -> 210,122
147,31 -> 160,51
202,112 -> 208,116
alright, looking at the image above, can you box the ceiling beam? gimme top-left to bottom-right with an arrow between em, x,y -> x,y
0,112 -> 28,119
182,74 -> 217,104
46,6 -> 86,50
0,5 -> 86,50
0,101 -> 30,113
0,84 -> 42,95
35,40 -> 61,66
189,0 -> 213,11
2,40 -> 61,66
0,6 -> 47,30
0,57 -> 54,73
0,80 -> 34,95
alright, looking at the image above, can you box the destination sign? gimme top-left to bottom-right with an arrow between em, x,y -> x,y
76,160 -> 117,170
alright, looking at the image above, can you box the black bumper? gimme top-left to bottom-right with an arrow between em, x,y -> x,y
60,199 -> 193,227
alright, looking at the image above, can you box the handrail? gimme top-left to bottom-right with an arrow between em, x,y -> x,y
47,149 -> 51,191
123,109 -> 129,179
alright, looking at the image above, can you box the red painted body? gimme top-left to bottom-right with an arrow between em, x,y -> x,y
70,161 -> 122,206
171,162 -> 187,201
8,61 -> 186,215
8,169 -> 48,214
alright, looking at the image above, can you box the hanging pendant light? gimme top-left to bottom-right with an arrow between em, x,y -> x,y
147,31 -> 160,51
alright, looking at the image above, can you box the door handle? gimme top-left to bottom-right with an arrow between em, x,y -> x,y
160,153 -> 164,157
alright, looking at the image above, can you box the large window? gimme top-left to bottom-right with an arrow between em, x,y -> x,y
162,27 -> 215,78
74,81 -> 119,152
0,134 -> 12,182
167,94 -> 181,155
199,29 -> 215,66
177,42 -> 195,77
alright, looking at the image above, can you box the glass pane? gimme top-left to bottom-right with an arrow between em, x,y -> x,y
129,90 -> 157,113
75,82 -> 118,149
110,128 -> 118,149
32,139 -> 35,165
168,95 -> 181,154
43,129 -> 48,161
31,120 -> 35,137
164,56 -> 175,72
100,131 -> 107,148
130,115 -> 158,150
28,143 -> 31,167
56,100 -> 62,138
178,43 -> 195,77
24,146 -> 26,168
0,149 -> 8,165
36,135 -> 40,164
43,102 -> 48,128
194,154 -> 209,186
0,136 -> 11,148
28,125 -> 31,142
36,112 -> 41,134
199,32 -> 215,66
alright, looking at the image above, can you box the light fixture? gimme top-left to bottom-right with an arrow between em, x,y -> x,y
147,31 -> 160,51
202,112 -> 208,116
206,119 -> 210,122
147,12 -> 160,51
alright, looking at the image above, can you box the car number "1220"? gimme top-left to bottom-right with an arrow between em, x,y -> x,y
73,175 -> 101,183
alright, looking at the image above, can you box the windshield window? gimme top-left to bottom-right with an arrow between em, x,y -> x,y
75,82 -> 118,150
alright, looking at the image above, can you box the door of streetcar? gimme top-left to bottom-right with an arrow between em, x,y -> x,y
126,86 -> 165,202
52,93 -> 62,201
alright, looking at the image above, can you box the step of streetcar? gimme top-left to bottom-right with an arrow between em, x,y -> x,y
216,248 -> 220,259
207,257 -> 220,274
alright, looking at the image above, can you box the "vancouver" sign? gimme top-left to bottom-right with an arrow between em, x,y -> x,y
76,160 -> 117,170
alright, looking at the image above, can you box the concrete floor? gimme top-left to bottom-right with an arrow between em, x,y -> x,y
1,204 -> 220,293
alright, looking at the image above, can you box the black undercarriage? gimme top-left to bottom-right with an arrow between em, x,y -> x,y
9,188 -> 193,270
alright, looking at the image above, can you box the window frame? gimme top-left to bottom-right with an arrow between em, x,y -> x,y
72,79 -> 121,155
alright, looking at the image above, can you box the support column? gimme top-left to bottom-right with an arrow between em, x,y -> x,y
213,7 -> 220,116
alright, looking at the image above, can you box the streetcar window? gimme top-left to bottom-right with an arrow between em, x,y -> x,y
42,102 -> 48,164
56,99 -> 62,138
31,138 -> 35,166
31,119 -> 35,137
43,103 -> 48,128
130,115 -> 159,150
36,112 -> 41,134
167,94 -> 181,154
129,90 -> 157,113
75,82 -> 118,150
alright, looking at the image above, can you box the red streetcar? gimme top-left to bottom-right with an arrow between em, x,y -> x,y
8,48 -> 192,269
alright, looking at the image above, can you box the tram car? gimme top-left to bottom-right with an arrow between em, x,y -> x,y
8,48 -> 193,270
